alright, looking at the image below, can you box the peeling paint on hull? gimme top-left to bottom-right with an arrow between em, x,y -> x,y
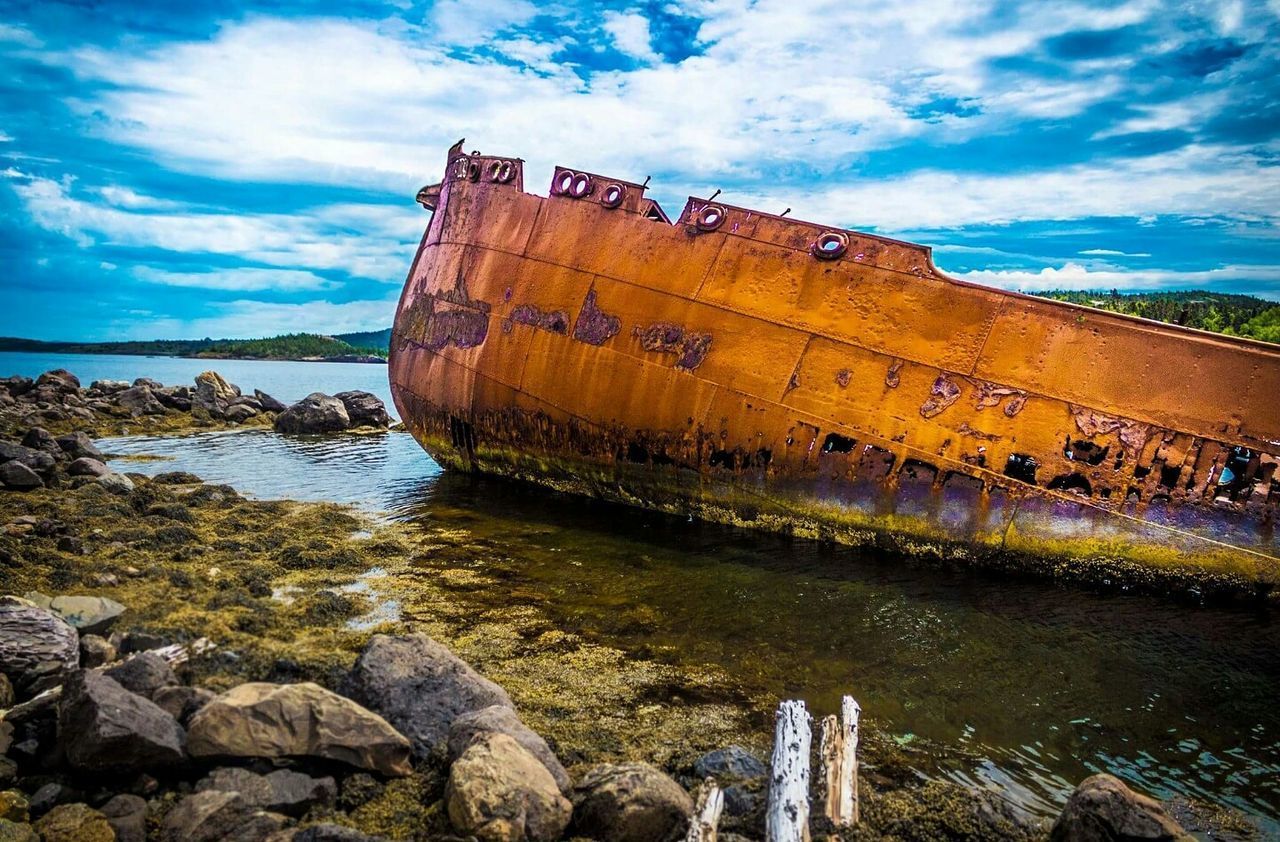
390,143 -> 1280,596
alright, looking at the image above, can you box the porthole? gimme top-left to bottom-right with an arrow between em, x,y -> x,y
551,170 -> 575,195
811,231 -> 849,260
601,183 -> 626,208
696,203 -> 727,231
570,172 -> 594,198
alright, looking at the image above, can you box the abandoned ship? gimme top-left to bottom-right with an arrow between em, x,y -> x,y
390,142 -> 1280,595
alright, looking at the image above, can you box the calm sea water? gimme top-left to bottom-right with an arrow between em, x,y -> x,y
6,352 -> 1277,831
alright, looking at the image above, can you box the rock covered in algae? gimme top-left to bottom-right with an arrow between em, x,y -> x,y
31,803 -> 114,842
186,682 -> 412,777
446,732 -> 572,842
159,790 -> 285,842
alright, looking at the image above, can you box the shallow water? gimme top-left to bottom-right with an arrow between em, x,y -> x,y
105,429 -> 1280,832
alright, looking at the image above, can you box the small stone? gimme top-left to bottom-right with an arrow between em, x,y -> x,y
79,635 -> 116,669
91,379 -> 130,394
33,804 -> 114,842
117,631 -> 168,654
104,651 -> 177,699
196,767 -> 337,816
96,473 -> 135,494
446,732 -> 572,842
254,390 -> 287,413
56,536 -> 84,554
287,826 -> 389,841
27,784 -> 80,819
224,404 -> 258,423
692,745 -> 767,782
67,458 -> 110,478
98,794 -> 147,842
159,790 -> 286,842
0,791 -> 28,823
91,573 -> 118,587
571,762 -> 694,842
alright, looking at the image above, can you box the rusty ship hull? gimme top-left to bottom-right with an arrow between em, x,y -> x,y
390,144 -> 1280,595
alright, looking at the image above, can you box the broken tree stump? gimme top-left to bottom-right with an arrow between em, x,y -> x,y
766,699 -> 812,842
685,777 -> 725,842
819,695 -> 861,827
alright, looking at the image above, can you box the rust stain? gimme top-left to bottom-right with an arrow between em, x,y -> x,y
919,374 -> 962,419
635,323 -> 713,371
885,359 -> 904,388
507,303 -> 569,334
572,288 -> 621,346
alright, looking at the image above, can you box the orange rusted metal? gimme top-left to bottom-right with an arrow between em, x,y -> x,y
390,141 -> 1280,595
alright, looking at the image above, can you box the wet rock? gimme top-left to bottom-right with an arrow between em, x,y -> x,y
1050,774 -> 1192,841
186,681 -> 412,776
225,404 -> 259,423
27,783 -> 80,818
196,767 -> 337,816
692,745 -> 766,782
152,471 -> 202,485
254,390 -> 287,413
334,391 -> 390,429
96,473 -> 135,495
345,633 -> 514,760
0,596 -> 79,695
274,393 -> 350,434
98,794 -> 146,842
55,432 -> 103,461
19,428 -> 59,457
25,593 -> 125,636
34,370 -> 80,392
114,385 -> 166,416
153,685 -> 216,725
58,669 -> 186,772
104,651 -> 177,699
78,635 -> 116,669
446,732 -> 572,842
0,463 -> 41,491
571,762 -> 694,842
193,371 -> 240,419
159,790 -> 286,842
0,792 -> 27,823
448,705 -> 571,794
33,803 -> 114,842
0,820 -> 38,842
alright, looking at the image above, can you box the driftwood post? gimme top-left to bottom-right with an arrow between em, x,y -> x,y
685,777 -> 724,842
766,700 -> 812,842
819,695 -> 861,827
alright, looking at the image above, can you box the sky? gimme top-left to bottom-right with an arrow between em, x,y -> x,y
1,0 -> 1278,341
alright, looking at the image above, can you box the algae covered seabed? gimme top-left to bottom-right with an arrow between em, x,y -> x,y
99,428 -> 1280,836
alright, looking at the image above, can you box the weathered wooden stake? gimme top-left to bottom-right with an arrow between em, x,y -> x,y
766,699 -> 812,842
685,777 -> 724,842
819,695 -> 861,827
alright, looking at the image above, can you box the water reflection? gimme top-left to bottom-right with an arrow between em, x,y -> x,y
106,429 -> 1280,830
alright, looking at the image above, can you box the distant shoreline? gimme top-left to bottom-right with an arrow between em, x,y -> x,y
0,330 -> 392,364
0,348 -> 387,364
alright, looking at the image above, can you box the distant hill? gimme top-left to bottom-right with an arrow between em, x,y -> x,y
334,328 -> 392,353
0,331 -> 389,363
1032,290 -> 1280,344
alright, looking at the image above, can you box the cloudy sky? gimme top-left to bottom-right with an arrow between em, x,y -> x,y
2,0 -> 1278,341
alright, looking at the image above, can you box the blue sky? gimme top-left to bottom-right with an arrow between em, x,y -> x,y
2,0 -> 1278,341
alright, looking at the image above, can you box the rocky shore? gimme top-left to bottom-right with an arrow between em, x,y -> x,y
0,369 -> 393,443
0,372 -> 1258,841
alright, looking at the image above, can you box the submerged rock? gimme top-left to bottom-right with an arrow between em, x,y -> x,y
186,681 -> 412,776
0,596 -> 79,695
345,633 -> 514,760
571,762 -> 694,842
1050,774 -> 1192,842
58,670 -> 187,772
448,705 -> 571,794
446,732 -> 572,842
274,393 -> 350,434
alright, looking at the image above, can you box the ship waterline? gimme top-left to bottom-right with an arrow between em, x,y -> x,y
390,142 -> 1280,596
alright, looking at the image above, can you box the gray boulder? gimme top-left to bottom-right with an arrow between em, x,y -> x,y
57,669 -> 187,772
344,633 -> 514,760
0,442 -> 55,476
334,391 -> 391,428
19,428 -> 60,456
67,458 -> 110,478
571,762 -> 694,842
196,766 -> 337,816
113,385 -> 167,416
274,393 -> 350,434
446,732 -> 571,842
0,376 -> 33,396
96,473 -> 135,494
0,596 -> 79,695
90,379 -> 130,394
104,651 -> 177,699
24,593 -> 125,636
192,371 -> 240,419
34,370 -> 80,392
224,404 -> 259,423
55,432 -> 103,461
0,462 -> 42,491
159,790 -> 286,842
254,390 -> 287,413
1050,774 -> 1192,841
448,705 -> 571,794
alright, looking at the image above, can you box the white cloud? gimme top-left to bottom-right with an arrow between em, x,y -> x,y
1078,248 -> 1152,257
952,261 -> 1280,297
602,11 -> 659,62
133,266 -> 340,292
